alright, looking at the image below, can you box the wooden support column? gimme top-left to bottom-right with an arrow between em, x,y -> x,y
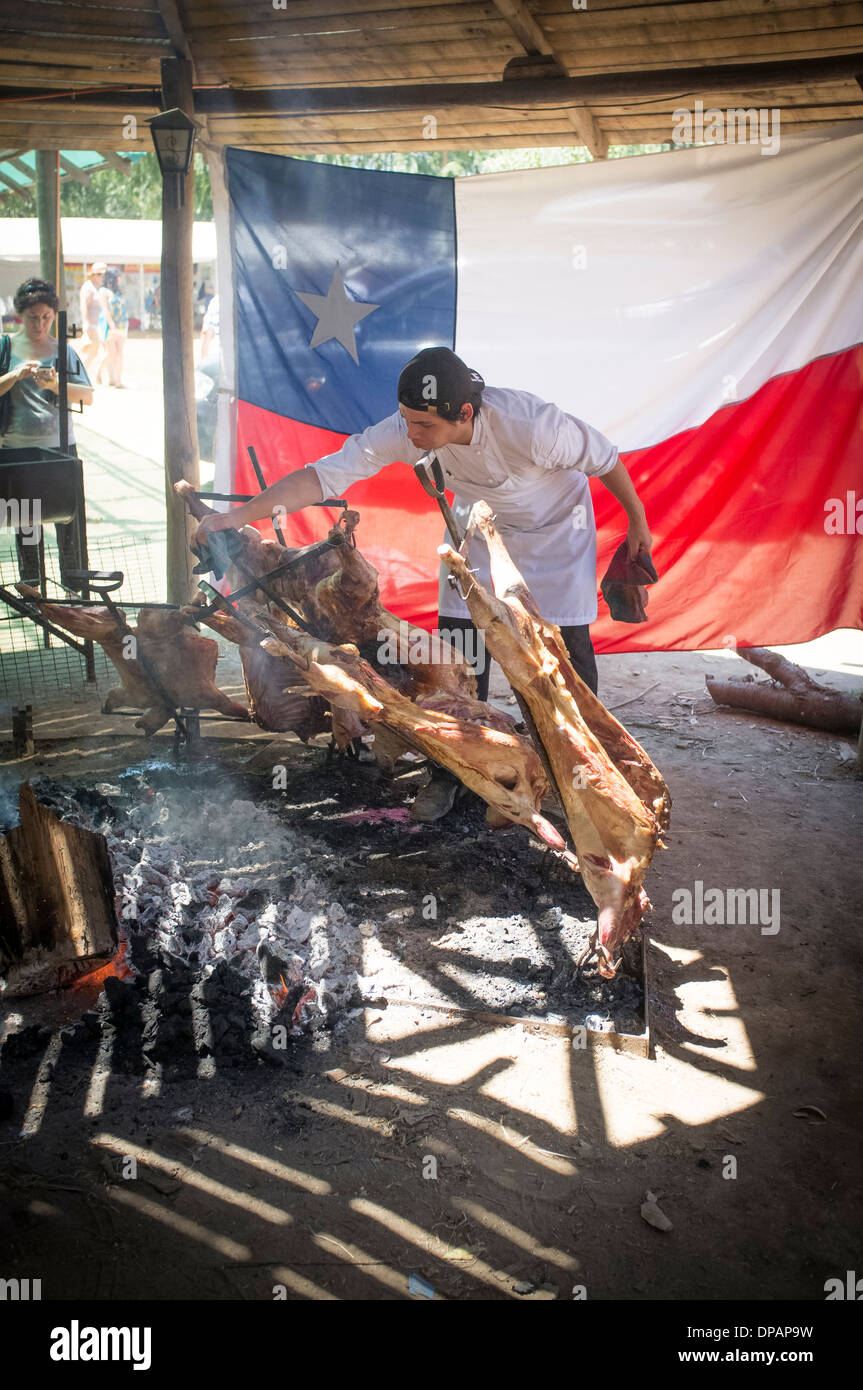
35,149 -> 66,305
160,57 -> 199,606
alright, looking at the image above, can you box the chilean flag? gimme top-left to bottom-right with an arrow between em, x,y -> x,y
220,128 -> 863,651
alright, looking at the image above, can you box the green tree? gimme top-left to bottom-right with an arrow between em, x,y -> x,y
302,144 -> 671,176
0,152 -> 213,218
1,142 -> 670,220
59,152 -> 212,218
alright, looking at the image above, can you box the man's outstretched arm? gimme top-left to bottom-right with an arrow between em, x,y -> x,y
192,466 -> 323,547
598,459 -> 652,558
192,413 -> 408,547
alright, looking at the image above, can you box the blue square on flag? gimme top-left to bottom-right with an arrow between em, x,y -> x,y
227,148 -> 457,437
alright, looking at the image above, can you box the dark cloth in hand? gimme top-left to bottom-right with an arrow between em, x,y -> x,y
600,543 -> 658,623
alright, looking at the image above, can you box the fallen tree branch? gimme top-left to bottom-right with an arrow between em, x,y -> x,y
706,647 -> 863,733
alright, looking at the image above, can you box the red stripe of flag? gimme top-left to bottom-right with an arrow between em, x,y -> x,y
236,344 -> 863,651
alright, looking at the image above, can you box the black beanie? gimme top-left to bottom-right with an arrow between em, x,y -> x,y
398,346 -> 484,417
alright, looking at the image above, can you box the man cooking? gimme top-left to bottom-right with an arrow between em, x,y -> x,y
193,347 -> 651,818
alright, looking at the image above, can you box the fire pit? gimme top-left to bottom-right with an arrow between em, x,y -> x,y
1,746 -> 648,1074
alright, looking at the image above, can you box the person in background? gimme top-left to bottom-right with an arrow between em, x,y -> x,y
198,293 -> 220,362
0,277 -> 93,582
78,262 -> 106,372
100,268 -> 129,388
94,273 -> 114,385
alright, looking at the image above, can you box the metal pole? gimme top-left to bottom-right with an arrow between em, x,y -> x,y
57,310 -> 68,452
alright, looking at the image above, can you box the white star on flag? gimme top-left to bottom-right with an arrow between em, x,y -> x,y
296,264 -> 380,364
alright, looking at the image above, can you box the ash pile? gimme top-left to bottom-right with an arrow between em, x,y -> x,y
2,754 -> 647,1075
12,766 -> 368,1074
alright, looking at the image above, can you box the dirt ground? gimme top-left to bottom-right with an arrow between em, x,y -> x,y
1,636 -> 861,1302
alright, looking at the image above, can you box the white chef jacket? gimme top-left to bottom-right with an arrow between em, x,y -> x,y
307,386 -> 619,624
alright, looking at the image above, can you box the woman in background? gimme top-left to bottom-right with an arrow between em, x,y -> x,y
0,277 -> 93,582
102,268 -> 129,388
94,272 -> 114,385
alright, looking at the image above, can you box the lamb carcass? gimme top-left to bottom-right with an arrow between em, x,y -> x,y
17,585 -> 249,735
174,483 -> 476,761
260,626 -> 564,850
184,601 -> 329,741
439,503 -> 670,977
174,481 -> 476,701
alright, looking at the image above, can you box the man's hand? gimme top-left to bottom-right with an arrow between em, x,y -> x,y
192,510 -> 237,550
16,360 -> 43,382
626,514 -> 652,560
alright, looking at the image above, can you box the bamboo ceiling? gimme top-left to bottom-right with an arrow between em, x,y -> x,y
0,0 -> 861,162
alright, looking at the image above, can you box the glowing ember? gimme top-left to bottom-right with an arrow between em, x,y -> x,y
70,937 -> 133,990
270,973 -> 290,1009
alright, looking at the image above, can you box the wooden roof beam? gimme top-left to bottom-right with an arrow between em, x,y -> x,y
156,0 -> 209,139
492,0 -> 554,58
492,0 -> 607,157
156,0 -> 193,63
99,150 -> 136,174
58,155 -> 91,185
0,168 -> 25,194
3,155 -> 35,182
3,52 -> 863,114
564,105 -> 609,159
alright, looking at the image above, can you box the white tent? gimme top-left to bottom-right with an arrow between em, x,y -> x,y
0,217 -> 216,324
0,217 -> 216,262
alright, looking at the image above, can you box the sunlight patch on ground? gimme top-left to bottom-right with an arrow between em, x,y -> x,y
593,1044 -> 765,1148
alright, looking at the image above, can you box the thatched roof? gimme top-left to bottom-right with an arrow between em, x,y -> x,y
1,1 -> 861,161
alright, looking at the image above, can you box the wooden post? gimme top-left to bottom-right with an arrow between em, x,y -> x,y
11,705 -> 34,758
160,57 -> 200,605
35,150 -> 65,305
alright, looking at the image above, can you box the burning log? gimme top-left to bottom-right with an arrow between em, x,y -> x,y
706,646 -> 863,734
0,783 -> 118,996
439,502 -> 670,977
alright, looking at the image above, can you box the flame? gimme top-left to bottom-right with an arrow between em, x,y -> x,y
70,937 -> 134,990
270,973 -> 290,1009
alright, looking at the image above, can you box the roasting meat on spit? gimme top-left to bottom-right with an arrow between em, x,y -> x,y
260,624 -> 565,849
16,585 -> 249,734
174,482 -> 476,752
173,486 -> 669,972
439,502 -> 670,976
